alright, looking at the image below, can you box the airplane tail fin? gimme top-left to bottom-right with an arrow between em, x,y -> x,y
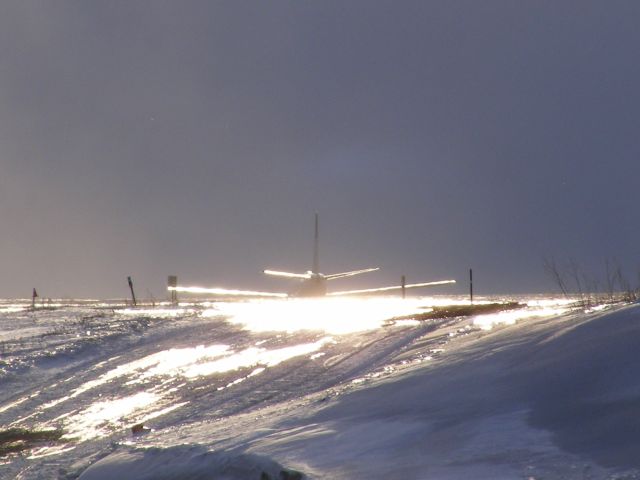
313,213 -> 319,275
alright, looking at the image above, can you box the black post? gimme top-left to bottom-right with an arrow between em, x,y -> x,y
32,288 -> 38,310
469,269 -> 473,304
168,275 -> 178,305
401,275 -> 406,299
128,276 -> 137,306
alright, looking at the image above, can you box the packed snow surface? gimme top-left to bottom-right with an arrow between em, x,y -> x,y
1,295 -> 639,479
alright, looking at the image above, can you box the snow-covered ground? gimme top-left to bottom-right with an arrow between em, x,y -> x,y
1,295 -> 638,479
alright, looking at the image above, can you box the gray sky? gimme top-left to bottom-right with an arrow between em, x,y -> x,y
1,1 -> 639,298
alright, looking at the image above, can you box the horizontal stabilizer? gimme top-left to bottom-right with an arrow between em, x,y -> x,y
263,270 -> 312,279
327,279 -> 456,296
324,267 -> 380,280
168,285 -> 287,298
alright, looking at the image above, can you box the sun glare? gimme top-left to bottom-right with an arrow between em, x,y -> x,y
205,297 -> 429,334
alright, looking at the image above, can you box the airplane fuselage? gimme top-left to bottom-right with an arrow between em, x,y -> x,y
290,272 -> 327,297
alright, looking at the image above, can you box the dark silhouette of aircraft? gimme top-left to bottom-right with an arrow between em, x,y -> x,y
169,214 -> 455,298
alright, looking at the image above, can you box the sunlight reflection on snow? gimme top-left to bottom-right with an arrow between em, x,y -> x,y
183,337 -> 332,378
119,308 -> 194,317
473,306 -> 568,330
69,338 -> 332,391
32,333 -> 335,442
9,295 -> 578,446
0,306 -> 26,313
64,344 -> 230,399
0,396 -> 30,414
28,445 -> 77,459
206,297 -> 429,334
525,298 -> 574,308
53,337 -> 334,441
63,392 -> 160,441
134,345 -> 231,381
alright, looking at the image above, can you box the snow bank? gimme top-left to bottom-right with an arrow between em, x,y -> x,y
240,304 -> 640,478
78,444 -> 304,480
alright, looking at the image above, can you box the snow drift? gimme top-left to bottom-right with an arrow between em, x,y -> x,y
77,445 -> 303,480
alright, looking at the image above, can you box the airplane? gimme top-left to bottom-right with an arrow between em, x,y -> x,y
169,214 -> 455,298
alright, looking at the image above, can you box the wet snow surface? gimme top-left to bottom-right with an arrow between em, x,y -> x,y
1,296 -> 639,479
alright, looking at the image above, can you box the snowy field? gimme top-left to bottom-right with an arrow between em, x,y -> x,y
1,295 -> 639,479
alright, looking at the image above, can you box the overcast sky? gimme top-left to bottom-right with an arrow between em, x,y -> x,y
1,1 -> 639,299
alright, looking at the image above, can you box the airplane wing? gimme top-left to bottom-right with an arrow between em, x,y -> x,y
263,270 -> 312,279
327,279 -> 456,296
324,267 -> 380,280
168,285 -> 287,298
